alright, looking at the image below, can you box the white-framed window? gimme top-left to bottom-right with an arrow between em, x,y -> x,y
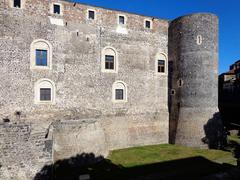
118,14 -> 127,26
51,3 -> 63,15
155,53 -> 168,75
144,19 -> 153,29
34,79 -> 55,104
101,46 -> 118,73
30,39 -> 52,70
178,79 -> 183,87
10,0 -> 24,8
112,81 -> 127,102
196,35 -> 203,45
87,9 -> 96,20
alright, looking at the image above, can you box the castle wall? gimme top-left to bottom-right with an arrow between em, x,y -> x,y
0,0 -> 169,179
0,123 -> 52,180
168,14 -> 219,147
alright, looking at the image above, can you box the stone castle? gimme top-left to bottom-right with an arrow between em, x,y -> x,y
0,0 -> 219,179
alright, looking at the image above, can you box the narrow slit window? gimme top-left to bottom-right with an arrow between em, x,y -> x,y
53,4 -> 61,14
119,16 -> 125,25
36,49 -> 48,66
40,88 -> 51,101
178,79 -> 183,87
14,0 -> 21,8
88,10 -> 95,20
158,60 -> 165,73
105,55 -> 114,70
115,89 -> 124,100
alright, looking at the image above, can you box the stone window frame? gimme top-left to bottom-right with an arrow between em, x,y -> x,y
112,81 -> 128,103
87,9 -> 96,20
117,14 -> 127,26
9,0 -> 25,9
196,35 -> 203,45
155,52 -> 168,76
101,46 -> 118,73
144,19 -> 153,29
50,2 -> 64,16
34,79 -> 56,105
30,39 -> 53,70
171,89 -> 176,96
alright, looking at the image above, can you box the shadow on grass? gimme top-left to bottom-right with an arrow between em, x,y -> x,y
34,153 -> 236,180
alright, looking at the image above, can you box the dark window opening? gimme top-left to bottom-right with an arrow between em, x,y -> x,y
158,60 -> 165,73
178,79 -> 183,87
36,49 -> 48,66
88,10 -> 95,20
171,89 -> 175,95
53,4 -> 61,14
116,89 -> 124,100
14,0 -> 21,8
119,16 -> 125,25
40,88 -> 51,101
145,20 -> 151,29
105,55 -> 114,70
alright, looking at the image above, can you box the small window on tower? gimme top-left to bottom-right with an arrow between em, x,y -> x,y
178,79 -> 183,87
53,4 -> 61,14
14,0 -> 21,8
158,60 -> 165,73
88,10 -> 95,20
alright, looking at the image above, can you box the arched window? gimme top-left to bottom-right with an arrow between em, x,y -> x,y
101,47 -> 118,73
35,79 -> 55,104
156,53 -> 167,74
112,81 -> 127,102
30,39 -> 52,70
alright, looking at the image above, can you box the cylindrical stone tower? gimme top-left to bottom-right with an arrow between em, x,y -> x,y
168,13 -> 219,147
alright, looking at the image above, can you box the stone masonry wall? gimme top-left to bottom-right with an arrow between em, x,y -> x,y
0,122 -> 52,180
0,0 -> 169,179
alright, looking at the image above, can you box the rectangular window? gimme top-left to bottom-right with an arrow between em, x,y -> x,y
53,4 -> 61,14
105,55 -> 114,70
14,0 -> 21,8
158,60 -> 165,73
88,10 -> 95,20
119,16 -> 125,25
115,89 -> 124,100
40,88 -> 51,101
145,20 -> 151,29
36,49 -> 48,66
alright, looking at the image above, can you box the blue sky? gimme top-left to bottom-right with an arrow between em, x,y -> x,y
73,0 -> 240,74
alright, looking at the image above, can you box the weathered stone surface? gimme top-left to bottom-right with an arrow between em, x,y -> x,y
0,0 -> 219,179
0,0 -> 170,179
168,14 -> 219,147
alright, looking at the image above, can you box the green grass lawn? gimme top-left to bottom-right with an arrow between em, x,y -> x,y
108,144 -> 237,167
54,136 -> 240,180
